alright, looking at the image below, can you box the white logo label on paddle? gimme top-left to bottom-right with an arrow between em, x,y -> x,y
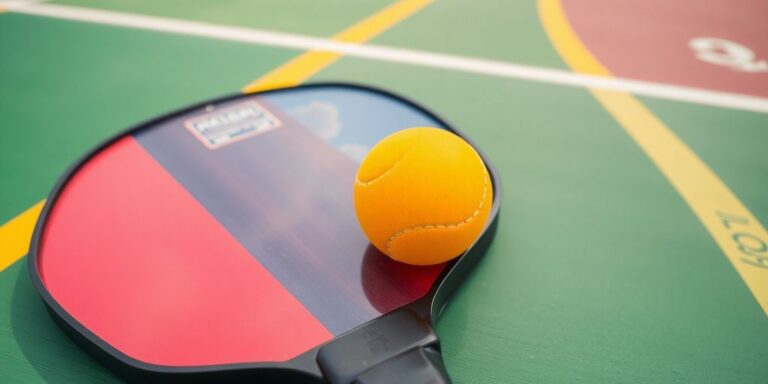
185,101 -> 282,149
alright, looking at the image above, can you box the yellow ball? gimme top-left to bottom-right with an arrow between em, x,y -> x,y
354,127 -> 493,266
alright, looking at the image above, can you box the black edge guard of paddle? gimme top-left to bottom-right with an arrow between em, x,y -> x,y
317,309 -> 451,384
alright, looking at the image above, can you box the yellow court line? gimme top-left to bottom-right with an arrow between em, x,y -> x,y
242,0 -> 432,93
0,0 -> 432,272
0,201 -> 45,272
538,0 -> 768,317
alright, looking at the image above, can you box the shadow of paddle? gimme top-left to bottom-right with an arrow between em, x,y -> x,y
9,260 -> 121,383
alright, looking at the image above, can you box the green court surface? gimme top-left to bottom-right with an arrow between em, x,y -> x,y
1,0 -> 767,382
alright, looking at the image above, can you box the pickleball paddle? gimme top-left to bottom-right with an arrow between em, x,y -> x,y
29,83 -> 501,383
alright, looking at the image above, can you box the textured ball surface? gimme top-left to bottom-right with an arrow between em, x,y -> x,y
354,127 -> 493,265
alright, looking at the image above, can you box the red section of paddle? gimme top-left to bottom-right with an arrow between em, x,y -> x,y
562,0 -> 768,97
38,137 -> 332,366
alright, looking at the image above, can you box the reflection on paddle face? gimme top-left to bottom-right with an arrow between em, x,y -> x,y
30,84 -> 500,382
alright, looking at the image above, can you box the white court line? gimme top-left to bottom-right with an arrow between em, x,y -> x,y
1,0 -> 46,6
4,1 -> 768,114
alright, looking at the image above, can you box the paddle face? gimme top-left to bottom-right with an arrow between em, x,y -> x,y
30,84 -> 500,377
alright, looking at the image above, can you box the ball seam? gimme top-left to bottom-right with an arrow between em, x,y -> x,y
354,139 -> 416,187
384,163 -> 490,257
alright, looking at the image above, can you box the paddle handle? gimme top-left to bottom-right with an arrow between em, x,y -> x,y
317,309 -> 452,384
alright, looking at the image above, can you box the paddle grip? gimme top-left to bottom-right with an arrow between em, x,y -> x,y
317,309 -> 451,384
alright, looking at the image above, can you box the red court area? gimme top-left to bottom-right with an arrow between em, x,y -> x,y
563,0 -> 768,97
